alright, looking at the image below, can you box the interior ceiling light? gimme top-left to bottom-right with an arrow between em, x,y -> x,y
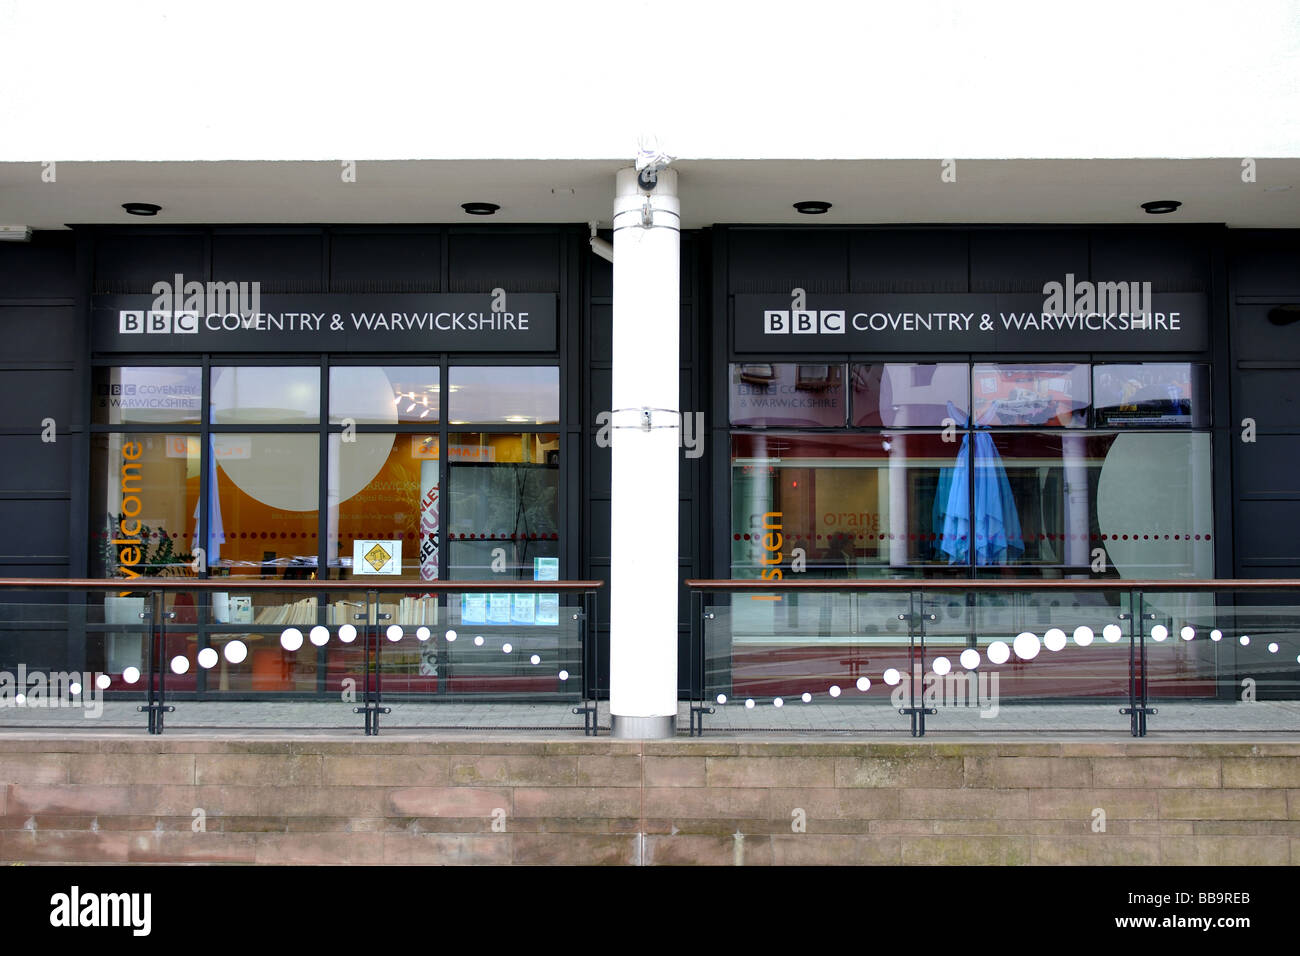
1140,199 -> 1181,215
461,202 -> 500,216
793,200 -> 832,215
122,202 -> 161,216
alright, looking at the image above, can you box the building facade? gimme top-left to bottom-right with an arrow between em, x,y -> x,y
0,219 -> 1297,706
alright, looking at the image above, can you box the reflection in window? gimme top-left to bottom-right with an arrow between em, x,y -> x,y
851,363 -> 968,427
1093,364 -> 1209,428
448,367 -> 558,424
93,367 -> 202,425
447,433 -> 559,579
210,367 -> 320,424
729,364 -> 846,427
971,364 -> 1089,427
730,430 -> 1213,579
329,366 -> 440,424
730,432 -> 958,577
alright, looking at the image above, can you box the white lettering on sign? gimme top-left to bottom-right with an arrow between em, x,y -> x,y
763,311 -> 846,334
758,308 -> 1183,338
114,305 -> 536,338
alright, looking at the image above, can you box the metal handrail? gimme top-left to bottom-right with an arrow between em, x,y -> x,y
0,578 -> 604,591
686,578 -> 1300,591
0,577 -> 604,737
685,577 -> 1300,739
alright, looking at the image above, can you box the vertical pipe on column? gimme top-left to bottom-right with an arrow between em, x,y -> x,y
609,166 -> 681,739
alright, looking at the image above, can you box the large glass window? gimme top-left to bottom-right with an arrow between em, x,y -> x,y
210,366 -> 320,424
449,366 -> 558,424
730,429 -> 1213,579
327,433 -> 436,580
93,367 -> 202,425
731,360 -> 1214,581
91,433 -> 200,576
971,363 -> 1090,427
729,363 -> 847,427
329,366 -> 440,424
209,433 -> 320,579
731,432 -> 958,577
447,432 -> 560,579
90,358 -> 565,698
1093,363 -> 1210,428
850,363 -> 968,427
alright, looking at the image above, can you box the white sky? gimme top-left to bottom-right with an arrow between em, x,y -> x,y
0,0 -> 1297,162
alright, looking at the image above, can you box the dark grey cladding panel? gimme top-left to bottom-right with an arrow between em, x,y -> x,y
588,438 -> 610,497
212,233 -> 322,289
587,499 -> 611,562
969,231 -> 1090,292
0,435 -> 69,493
93,234 -> 207,294
0,370 -> 76,430
590,303 -> 612,363
590,252 -> 613,298
1235,369 -> 1300,427
589,367 -> 611,421
1232,304 -> 1300,362
1090,230 -> 1209,292
0,306 -> 78,363
1234,435 -> 1300,496
1236,499 -> 1300,562
850,231 -> 968,293
728,230 -> 848,293
447,233 -> 561,293
0,633 -> 74,672
1230,232 -> 1300,297
0,234 -> 76,298
1235,564 -> 1300,578
329,232 -> 442,290
0,570 -> 70,609
0,500 -> 69,557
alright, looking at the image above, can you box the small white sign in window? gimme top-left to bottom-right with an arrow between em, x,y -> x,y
353,539 -> 402,575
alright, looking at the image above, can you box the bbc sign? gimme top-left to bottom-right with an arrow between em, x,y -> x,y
119,311 -> 199,334
763,310 -> 846,334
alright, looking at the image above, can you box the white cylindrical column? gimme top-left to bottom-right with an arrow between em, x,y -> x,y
609,165 -> 680,738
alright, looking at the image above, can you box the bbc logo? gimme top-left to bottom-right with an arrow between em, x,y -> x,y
119,311 -> 199,334
763,310 -> 845,334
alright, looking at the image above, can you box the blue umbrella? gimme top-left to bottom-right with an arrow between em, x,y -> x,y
933,403 -> 1024,566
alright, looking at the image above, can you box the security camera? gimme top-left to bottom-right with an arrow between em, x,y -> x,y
635,135 -> 674,191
